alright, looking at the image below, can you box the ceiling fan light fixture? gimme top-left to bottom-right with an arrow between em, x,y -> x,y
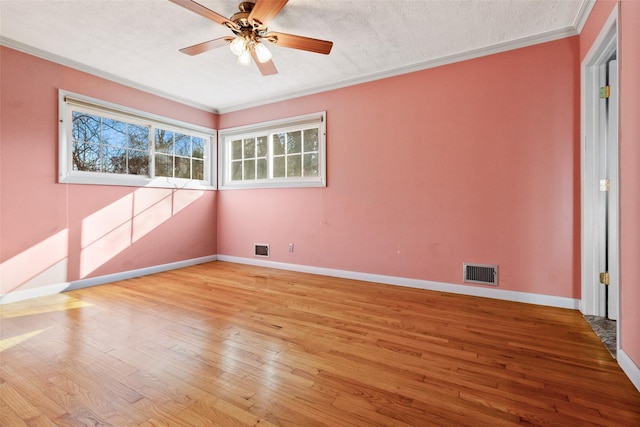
254,42 -> 272,63
238,49 -> 252,66
172,0 -> 333,76
229,36 -> 247,56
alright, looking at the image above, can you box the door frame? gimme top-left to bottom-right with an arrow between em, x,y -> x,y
580,4 -> 619,321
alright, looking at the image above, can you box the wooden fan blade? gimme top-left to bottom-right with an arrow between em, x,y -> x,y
248,0 -> 288,27
179,37 -> 233,56
265,32 -> 333,54
169,0 -> 238,30
250,49 -> 278,76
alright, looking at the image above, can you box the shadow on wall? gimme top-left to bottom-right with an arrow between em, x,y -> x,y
0,187 -> 203,297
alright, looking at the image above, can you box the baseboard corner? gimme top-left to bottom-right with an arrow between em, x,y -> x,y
1,254 -> 218,304
216,255 -> 579,310
618,348 -> 640,393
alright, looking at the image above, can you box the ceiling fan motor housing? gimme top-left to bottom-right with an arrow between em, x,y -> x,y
233,2 -> 264,28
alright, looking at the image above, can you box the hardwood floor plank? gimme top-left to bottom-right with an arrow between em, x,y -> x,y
321,370 -> 514,427
0,362 -> 67,421
1,261 -> 639,426
0,401 -> 30,427
0,382 -> 41,420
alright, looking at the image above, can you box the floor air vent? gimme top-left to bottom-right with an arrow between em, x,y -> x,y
463,263 -> 498,286
254,243 -> 269,258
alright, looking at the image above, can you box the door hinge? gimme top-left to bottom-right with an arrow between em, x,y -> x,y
600,179 -> 610,192
600,86 -> 610,99
599,271 -> 610,285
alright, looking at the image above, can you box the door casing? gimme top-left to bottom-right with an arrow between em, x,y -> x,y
580,5 -> 619,329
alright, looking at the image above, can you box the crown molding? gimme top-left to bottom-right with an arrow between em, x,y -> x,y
0,36 -> 220,114
574,0 -> 597,33
217,25 -> 580,113
2,17 -> 586,116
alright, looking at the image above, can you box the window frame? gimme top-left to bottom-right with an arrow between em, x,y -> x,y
58,90 -> 217,190
218,111 -> 326,190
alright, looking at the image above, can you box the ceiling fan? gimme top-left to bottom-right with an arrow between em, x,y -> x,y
169,0 -> 334,76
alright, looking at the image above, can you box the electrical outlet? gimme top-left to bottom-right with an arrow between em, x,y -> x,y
288,243 -> 294,252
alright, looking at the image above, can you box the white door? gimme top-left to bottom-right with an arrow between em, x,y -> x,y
580,5 -> 618,335
605,59 -> 619,320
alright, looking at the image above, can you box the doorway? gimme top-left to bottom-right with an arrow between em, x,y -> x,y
581,7 -> 619,354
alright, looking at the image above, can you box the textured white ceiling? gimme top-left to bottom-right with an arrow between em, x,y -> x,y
0,0 -> 592,113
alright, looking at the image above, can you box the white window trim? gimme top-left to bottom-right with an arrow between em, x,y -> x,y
58,89 -> 217,190
218,111 -> 326,190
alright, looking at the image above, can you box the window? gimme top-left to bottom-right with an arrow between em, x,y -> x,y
219,112 -> 326,189
59,90 -> 216,189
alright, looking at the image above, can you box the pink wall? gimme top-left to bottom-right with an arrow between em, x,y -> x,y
0,47 -> 218,295
618,0 -> 640,373
218,36 -> 581,299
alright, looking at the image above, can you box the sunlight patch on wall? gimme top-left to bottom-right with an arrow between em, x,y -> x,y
80,220 -> 133,278
81,194 -> 134,249
0,229 -> 69,295
79,188 -> 203,278
174,190 -> 205,215
132,189 -> 173,243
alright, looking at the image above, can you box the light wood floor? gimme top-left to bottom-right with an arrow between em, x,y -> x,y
1,262 -> 639,426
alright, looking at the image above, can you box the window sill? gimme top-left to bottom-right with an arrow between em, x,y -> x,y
218,177 -> 326,190
59,174 -> 216,190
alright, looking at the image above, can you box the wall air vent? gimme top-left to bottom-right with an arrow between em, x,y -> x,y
254,243 -> 269,258
463,263 -> 498,286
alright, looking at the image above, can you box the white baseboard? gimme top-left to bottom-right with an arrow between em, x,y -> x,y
0,255 -> 218,304
618,348 -> 640,393
216,255 -> 580,310
1,254 -> 580,311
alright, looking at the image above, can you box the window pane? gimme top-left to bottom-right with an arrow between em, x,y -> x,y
244,138 -> 255,159
257,136 -> 268,157
257,158 -> 267,179
72,112 -> 101,143
155,154 -> 172,177
64,98 -> 215,189
175,157 -> 190,179
273,156 -> 285,178
155,129 -> 173,154
244,159 -> 255,180
129,124 -> 150,150
72,141 -> 100,171
103,118 -> 127,149
103,146 -> 126,173
287,131 -> 301,154
231,160 -> 243,181
303,128 -> 318,152
193,159 -> 204,180
175,133 -> 190,156
231,140 -> 243,160
273,133 -> 285,155
287,154 -> 301,177
219,112 -> 324,189
303,153 -> 318,176
129,150 -> 149,176
192,137 -> 205,159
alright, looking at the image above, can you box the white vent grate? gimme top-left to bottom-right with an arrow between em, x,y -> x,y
254,243 -> 269,257
463,263 -> 498,286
